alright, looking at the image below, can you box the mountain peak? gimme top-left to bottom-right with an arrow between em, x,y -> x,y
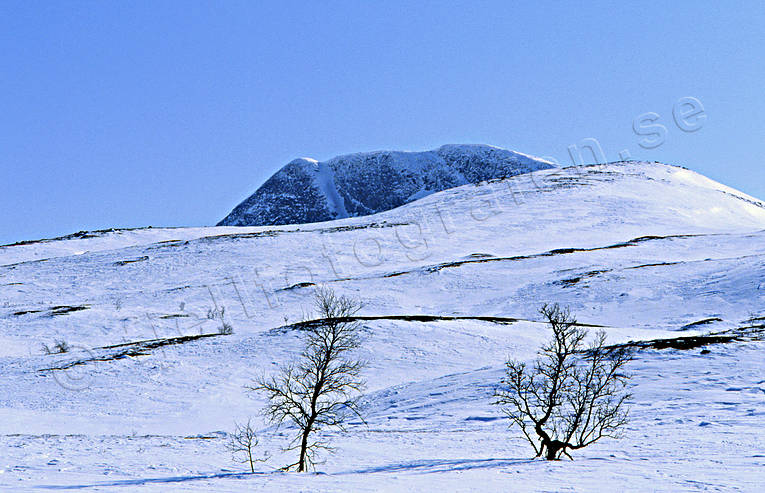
218,144 -> 555,227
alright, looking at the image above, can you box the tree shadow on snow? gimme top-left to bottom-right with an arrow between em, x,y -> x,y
341,457 -> 535,475
35,471 -> 268,490
36,459 -> 536,488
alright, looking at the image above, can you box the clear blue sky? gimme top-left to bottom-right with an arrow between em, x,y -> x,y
2,1 -> 763,245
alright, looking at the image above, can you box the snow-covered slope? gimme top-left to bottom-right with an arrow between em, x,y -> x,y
1,162 -> 764,491
217,144 -> 555,227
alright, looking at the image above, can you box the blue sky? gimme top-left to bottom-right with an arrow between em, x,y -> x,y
1,1 -> 763,245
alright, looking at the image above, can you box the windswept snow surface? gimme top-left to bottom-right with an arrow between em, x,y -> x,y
1,162 -> 764,491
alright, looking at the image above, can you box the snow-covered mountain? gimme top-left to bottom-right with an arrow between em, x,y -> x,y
1,161 -> 764,491
217,144 -> 555,226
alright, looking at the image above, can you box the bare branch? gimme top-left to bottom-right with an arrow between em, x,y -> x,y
249,286 -> 366,472
494,304 -> 632,460
226,419 -> 269,473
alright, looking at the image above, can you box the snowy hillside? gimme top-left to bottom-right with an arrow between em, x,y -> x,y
1,161 -> 764,491
217,144 -> 555,227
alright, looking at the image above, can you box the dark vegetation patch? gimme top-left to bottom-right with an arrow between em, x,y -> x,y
166,285 -> 193,292
206,221 -> 405,244
272,314 -> 521,334
39,333 -> 224,372
13,305 -> 90,317
273,312 -> 607,335
556,277 -> 582,287
2,258 -> 49,269
383,234 -> 704,279
573,322 -> 610,328
49,305 -> 90,316
312,221 -> 408,234
608,334 -> 739,351
280,281 -> 316,291
199,230 -> 284,242
204,221 -> 407,243
149,229 -> 293,249
554,270 -> 610,288
13,309 -> 42,316
680,318 -> 723,330
150,221 -> 408,250
98,333 -> 221,351
603,325 -> 764,353
113,255 -> 149,266
146,240 -> 188,250
718,190 -> 765,210
0,226 -> 155,248
183,434 -> 221,440
547,247 -> 581,255
466,253 -> 495,259
626,261 -> 681,269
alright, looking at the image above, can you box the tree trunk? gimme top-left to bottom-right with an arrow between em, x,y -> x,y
298,429 -> 310,472
544,440 -> 566,460
534,422 -> 568,460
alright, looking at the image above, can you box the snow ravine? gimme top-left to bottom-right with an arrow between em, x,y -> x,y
1,161 -> 764,492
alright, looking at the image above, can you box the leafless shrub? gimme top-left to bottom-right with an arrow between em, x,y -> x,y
42,339 -> 70,354
248,286 -> 366,472
494,303 -> 632,460
226,419 -> 268,472
219,319 -> 234,335
208,306 -> 233,334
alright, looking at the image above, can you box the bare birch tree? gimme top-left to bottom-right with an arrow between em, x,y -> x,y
494,304 -> 632,460
226,419 -> 268,472
249,286 -> 366,472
